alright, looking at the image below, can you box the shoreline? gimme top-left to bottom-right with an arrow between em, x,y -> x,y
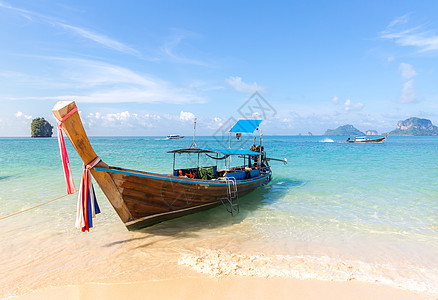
16,277 -> 427,300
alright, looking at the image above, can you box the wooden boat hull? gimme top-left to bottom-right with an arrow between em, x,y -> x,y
52,100 -> 273,230
346,136 -> 386,143
96,166 -> 271,230
346,134 -> 389,143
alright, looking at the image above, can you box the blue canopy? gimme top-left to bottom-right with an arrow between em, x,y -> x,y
206,148 -> 262,156
168,148 -> 262,156
229,119 -> 262,133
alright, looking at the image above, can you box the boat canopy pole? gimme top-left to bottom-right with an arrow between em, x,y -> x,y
189,118 -> 198,149
258,129 -> 262,169
228,132 -> 231,170
228,132 -> 231,149
260,129 -> 263,148
266,157 -> 288,165
206,153 -> 227,160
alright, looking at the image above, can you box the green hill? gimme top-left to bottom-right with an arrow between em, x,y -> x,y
389,117 -> 438,136
31,117 -> 53,137
324,125 -> 364,136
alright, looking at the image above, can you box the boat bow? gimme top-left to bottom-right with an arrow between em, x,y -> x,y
52,101 -> 133,223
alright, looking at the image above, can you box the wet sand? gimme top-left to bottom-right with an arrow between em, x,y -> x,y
17,277 -> 426,300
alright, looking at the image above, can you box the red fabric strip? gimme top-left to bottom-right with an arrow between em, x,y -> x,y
56,110 -> 77,195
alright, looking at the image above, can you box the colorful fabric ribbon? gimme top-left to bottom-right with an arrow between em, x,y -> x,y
56,106 -> 78,195
75,156 -> 101,232
56,106 -> 102,231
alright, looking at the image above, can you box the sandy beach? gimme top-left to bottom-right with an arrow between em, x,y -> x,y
17,277 -> 427,300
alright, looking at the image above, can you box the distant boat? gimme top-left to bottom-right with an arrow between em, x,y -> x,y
166,134 -> 184,139
346,133 -> 389,143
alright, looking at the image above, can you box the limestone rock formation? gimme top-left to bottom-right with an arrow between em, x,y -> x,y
389,117 -> 438,136
324,125 -> 364,136
31,117 -> 53,137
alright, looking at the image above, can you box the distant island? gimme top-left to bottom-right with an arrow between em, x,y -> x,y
31,117 -> 53,137
324,125 -> 364,136
366,130 -> 378,135
389,117 -> 438,136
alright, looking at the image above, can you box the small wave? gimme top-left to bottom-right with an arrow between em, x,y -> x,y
320,138 -> 335,143
179,249 -> 438,296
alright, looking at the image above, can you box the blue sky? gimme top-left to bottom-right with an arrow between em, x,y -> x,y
0,1 -> 437,136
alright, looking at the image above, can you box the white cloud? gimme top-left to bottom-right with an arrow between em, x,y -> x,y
388,14 -> 410,28
7,57 -> 204,104
14,111 -> 32,120
344,99 -> 364,112
226,76 -> 265,93
179,111 -> 195,121
144,113 -> 161,120
381,15 -> 438,52
213,117 -> 222,126
0,2 -> 140,56
206,117 -> 224,130
331,96 -> 339,104
398,63 -> 417,103
161,30 -> 210,66
399,63 -> 417,80
105,111 -> 131,122
81,109 -> 211,134
59,23 -> 140,56
400,80 -> 416,103
187,81 -> 224,92
74,89 -> 201,104
86,110 -> 146,129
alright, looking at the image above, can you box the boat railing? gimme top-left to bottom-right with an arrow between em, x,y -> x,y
218,176 -> 239,216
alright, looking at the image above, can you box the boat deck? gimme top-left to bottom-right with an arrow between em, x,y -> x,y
172,165 -> 267,181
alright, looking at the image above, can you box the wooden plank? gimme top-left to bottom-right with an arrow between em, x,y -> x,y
52,101 -> 134,223
108,169 -> 268,222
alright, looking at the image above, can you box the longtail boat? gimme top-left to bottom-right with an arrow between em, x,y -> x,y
346,133 -> 389,143
52,101 -> 286,231
166,134 -> 184,139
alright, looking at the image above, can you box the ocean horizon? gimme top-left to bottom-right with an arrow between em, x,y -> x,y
0,135 -> 437,298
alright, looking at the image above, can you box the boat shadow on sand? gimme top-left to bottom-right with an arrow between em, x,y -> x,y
139,177 -> 304,237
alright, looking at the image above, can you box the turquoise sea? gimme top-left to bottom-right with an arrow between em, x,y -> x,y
0,136 -> 437,298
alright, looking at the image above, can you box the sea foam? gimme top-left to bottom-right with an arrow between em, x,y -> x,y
179,248 -> 438,296
320,138 -> 335,143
